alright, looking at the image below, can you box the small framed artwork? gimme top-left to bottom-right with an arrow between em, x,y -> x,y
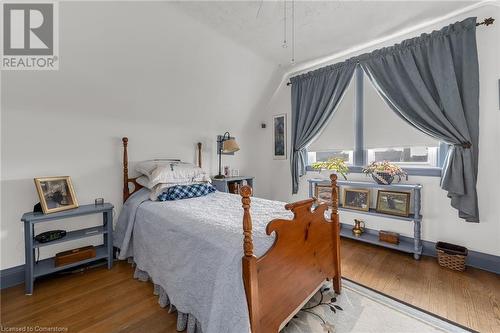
273,114 -> 287,160
231,169 -> 240,177
343,188 -> 370,211
376,190 -> 410,217
34,176 -> 79,214
314,184 -> 338,207
315,184 -> 333,207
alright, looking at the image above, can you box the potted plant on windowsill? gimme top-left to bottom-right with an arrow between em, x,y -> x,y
311,158 -> 349,180
362,161 -> 408,185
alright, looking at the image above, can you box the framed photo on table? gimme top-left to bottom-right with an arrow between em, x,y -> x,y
315,184 -> 333,207
34,176 -> 78,214
343,188 -> 370,211
376,190 -> 410,217
273,114 -> 287,160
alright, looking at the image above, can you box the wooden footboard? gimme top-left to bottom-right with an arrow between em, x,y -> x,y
241,174 -> 341,333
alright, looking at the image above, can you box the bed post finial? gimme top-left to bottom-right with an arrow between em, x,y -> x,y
330,173 -> 341,293
123,137 -> 129,203
330,174 -> 338,217
240,185 -> 261,332
197,142 -> 202,168
241,185 -> 254,257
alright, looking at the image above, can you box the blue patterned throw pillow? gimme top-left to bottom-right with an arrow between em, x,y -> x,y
157,183 -> 216,201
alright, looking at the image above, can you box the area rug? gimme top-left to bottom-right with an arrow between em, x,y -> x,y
282,279 -> 473,333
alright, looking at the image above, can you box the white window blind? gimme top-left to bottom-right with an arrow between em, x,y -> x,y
307,79 -> 355,152
364,78 -> 439,149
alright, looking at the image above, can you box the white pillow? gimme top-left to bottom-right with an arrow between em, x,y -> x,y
136,176 -> 153,189
135,160 -> 178,178
136,175 -> 197,190
148,183 -> 172,201
135,160 -> 209,188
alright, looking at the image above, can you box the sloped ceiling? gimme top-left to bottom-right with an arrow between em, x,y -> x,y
173,1 -> 478,68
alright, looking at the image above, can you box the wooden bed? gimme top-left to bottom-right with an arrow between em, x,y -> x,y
121,137 -> 341,333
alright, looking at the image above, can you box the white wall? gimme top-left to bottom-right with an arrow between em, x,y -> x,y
248,4 -> 500,256
0,2 -> 277,270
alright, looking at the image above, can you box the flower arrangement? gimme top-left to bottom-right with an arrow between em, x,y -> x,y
362,161 -> 407,185
311,158 -> 349,180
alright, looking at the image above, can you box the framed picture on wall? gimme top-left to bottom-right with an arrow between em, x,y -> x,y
273,114 -> 287,160
34,176 -> 79,214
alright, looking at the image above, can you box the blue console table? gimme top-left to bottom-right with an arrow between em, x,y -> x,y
308,178 -> 423,259
21,203 -> 114,295
212,176 -> 254,194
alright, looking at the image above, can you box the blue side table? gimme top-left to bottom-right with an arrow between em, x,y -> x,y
21,203 -> 114,295
211,176 -> 254,193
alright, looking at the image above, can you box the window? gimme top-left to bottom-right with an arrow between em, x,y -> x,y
367,147 -> 438,167
363,70 -> 440,169
307,75 -> 355,165
307,65 -> 443,176
308,150 -> 354,165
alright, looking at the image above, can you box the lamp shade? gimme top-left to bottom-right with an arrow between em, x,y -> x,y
222,138 -> 240,153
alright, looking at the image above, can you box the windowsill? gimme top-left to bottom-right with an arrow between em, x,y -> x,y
305,165 -> 442,177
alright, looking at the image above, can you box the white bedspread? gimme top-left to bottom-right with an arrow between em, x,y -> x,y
113,189 -> 293,333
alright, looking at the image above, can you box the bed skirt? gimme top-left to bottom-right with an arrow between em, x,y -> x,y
133,267 -> 203,333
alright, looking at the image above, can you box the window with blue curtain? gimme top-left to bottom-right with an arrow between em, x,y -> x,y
307,67 -> 444,176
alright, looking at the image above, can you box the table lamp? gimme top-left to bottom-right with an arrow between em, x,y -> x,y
214,132 -> 239,179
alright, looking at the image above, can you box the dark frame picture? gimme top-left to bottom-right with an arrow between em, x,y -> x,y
273,114 -> 286,160
34,176 -> 78,214
376,190 -> 410,217
342,188 -> 370,211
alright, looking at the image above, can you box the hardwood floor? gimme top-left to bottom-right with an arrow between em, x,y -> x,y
341,239 -> 500,333
1,239 -> 499,332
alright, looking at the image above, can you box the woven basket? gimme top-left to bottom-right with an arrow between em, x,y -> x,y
436,242 -> 468,271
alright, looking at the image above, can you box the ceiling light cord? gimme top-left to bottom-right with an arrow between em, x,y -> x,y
291,0 -> 295,64
256,0 -> 263,19
283,0 -> 287,48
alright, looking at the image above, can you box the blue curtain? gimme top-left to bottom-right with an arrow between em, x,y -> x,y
359,17 -> 480,222
290,61 -> 356,194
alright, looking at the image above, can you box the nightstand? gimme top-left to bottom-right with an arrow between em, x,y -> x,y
212,176 -> 254,194
21,203 -> 114,295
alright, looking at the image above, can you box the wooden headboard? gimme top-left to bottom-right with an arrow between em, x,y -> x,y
122,137 -> 203,203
